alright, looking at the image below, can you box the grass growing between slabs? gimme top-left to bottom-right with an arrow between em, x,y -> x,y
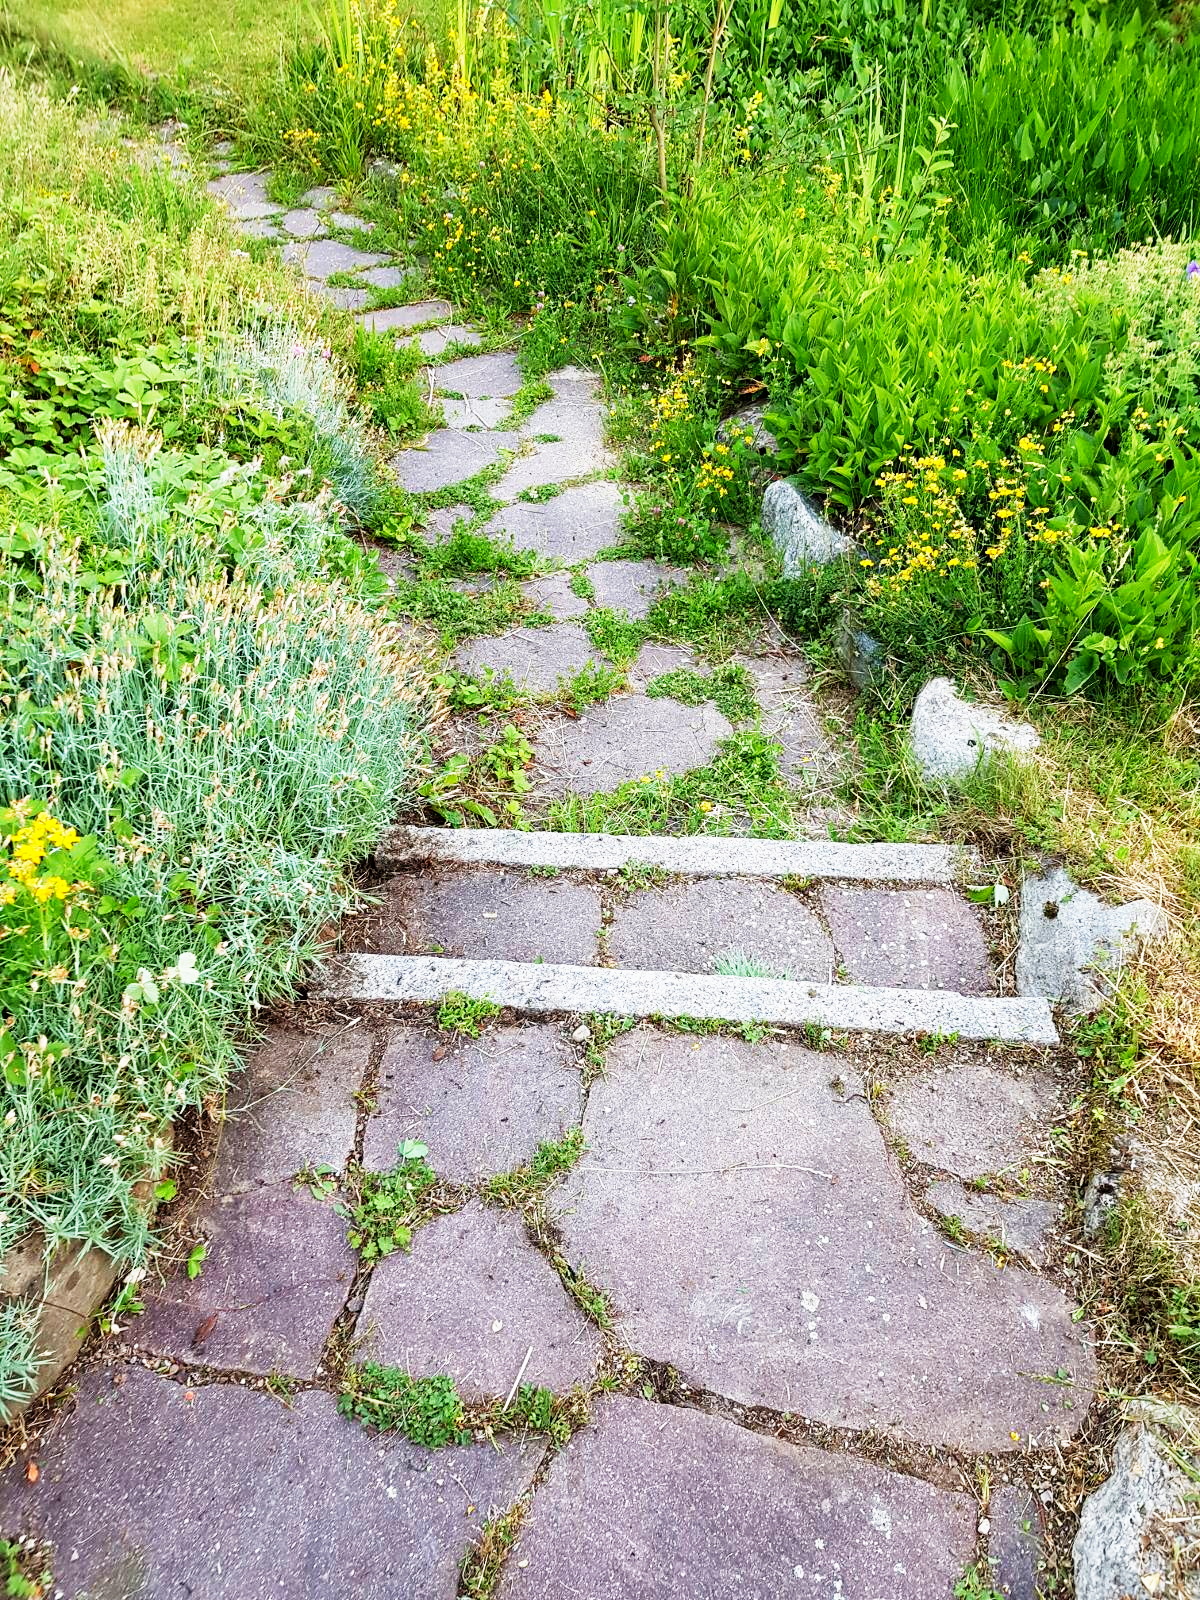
0,82 -> 437,1416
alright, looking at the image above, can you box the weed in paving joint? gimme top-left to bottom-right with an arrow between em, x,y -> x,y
437,992 -> 501,1036
483,1128 -> 586,1206
344,1145 -> 439,1263
339,1366 -> 470,1447
646,663 -> 758,724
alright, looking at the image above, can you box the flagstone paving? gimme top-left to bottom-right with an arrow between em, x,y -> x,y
0,165 -> 1094,1599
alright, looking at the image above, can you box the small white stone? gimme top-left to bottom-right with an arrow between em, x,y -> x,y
571,1023 -> 592,1042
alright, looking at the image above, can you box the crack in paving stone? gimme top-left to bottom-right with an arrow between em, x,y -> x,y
390,428 -> 520,493
549,1027 -> 1094,1453
0,1366 -> 544,1600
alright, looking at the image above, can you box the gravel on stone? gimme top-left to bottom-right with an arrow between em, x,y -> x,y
282,239 -> 386,279
888,1059 -> 1057,1180
551,1028 -> 1094,1451
522,571 -> 590,619
356,1202 -> 602,1396
532,694 -> 733,796
211,1026 -> 370,1195
454,621 -> 606,692
481,481 -> 626,561
607,877 -> 834,979
821,885 -> 996,992
0,1367 -> 542,1600
391,429 -> 519,493
362,1021 -> 583,1180
925,1179 -> 1060,1264
496,1394 -> 976,1600
358,865 -> 601,963
435,350 -> 524,399
583,558 -> 686,619
133,1185 -> 355,1377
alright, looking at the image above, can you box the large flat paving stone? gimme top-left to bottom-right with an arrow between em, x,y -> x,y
481,481 -> 625,561
532,694 -> 732,796
419,323 -> 483,356
441,394 -> 512,429
358,300 -> 452,334
738,654 -> 842,787
584,558 -> 686,620
282,238 -> 387,279
494,371 -> 613,498
454,621 -> 605,692
627,640 -> 699,688
522,571 -> 590,619
212,1026 -> 370,1195
552,1028 -> 1094,1451
925,1179 -> 1060,1264
821,885 -> 996,992
497,1394 -> 976,1600
391,428 -> 519,492
356,1203 -> 601,1397
357,865 -> 601,963
280,207 -> 326,238
888,1059 -> 1058,1180
0,1367 -> 541,1600
608,878 -> 834,979
362,1022 -> 583,1180
134,1185 -> 355,1377
207,170 -> 279,220
436,350 -> 524,400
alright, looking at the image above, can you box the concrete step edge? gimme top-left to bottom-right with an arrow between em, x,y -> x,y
312,954 -> 1059,1047
377,827 -> 975,886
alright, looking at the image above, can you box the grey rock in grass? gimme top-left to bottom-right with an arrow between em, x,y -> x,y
532,694 -> 733,796
820,885 -> 996,993
357,264 -> 413,290
1016,864 -> 1167,1016
0,1367 -> 541,1600
762,478 -> 853,571
989,1485 -> 1045,1600
496,1394 -> 976,1600
360,865 -> 601,965
207,170 -> 280,219
888,1059 -> 1057,1180
436,350 -> 525,400
133,1184 -> 355,1377
521,571 -> 590,620
279,207 -> 327,238
418,323 -> 483,357
551,1030 -> 1093,1451
583,558 -> 686,620
211,1026 -> 370,1196
359,300 -> 452,334
910,675 -> 1040,784
362,1022 -> 583,1181
454,621 -> 606,693
282,238 -> 386,279
300,184 -> 339,208
482,481 -> 626,562
356,1203 -> 601,1397
390,428 -> 519,493
1074,1401 -> 1200,1600
836,609 -> 886,690
607,877 -> 833,979
716,401 -> 780,456
925,1180 -> 1059,1264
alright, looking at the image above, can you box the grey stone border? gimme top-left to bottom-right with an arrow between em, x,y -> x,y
313,955 -> 1059,1045
378,826 -> 972,885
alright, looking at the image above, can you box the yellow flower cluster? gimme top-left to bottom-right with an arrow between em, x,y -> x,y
2,808 -> 84,909
870,455 -> 980,588
696,444 -> 735,500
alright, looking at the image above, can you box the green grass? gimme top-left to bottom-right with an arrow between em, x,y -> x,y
436,991 -> 500,1036
482,1129 -> 585,1206
344,1149 -> 441,1264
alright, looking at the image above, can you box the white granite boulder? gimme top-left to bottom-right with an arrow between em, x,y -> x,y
762,479 -> 853,572
1074,1400 -> 1200,1600
1017,865 -> 1166,1015
909,676 -> 1040,783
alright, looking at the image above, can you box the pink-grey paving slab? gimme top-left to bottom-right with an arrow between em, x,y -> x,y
133,1184 -> 355,1377
354,865 -> 601,963
821,885 -> 997,992
531,693 -> 732,795
355,1203 -> 601,1397
0,1366 -> 542,1600
988,1484 -> 1045,1599
607,877 -> 834,978
453,621 -> 607,692
361,1022 -> 583,1181
211,1025 -> 370,1195
888,1059 -> 1059,1180
737,653 -> 843,787
391,428 -> 519,492
496,1395 -> 977,1600
551,1028 -> 1094,1451
925,1179 -> 1060,1264
481,480 -> 626,561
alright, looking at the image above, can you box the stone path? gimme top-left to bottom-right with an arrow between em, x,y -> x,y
0,164 -> 1093,1599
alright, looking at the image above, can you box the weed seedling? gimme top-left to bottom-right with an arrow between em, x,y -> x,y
339,1365 -> 470,1447
483,1128 -> 586,1206
437,992 -> 501,1036
345,1144 -> 438,1262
